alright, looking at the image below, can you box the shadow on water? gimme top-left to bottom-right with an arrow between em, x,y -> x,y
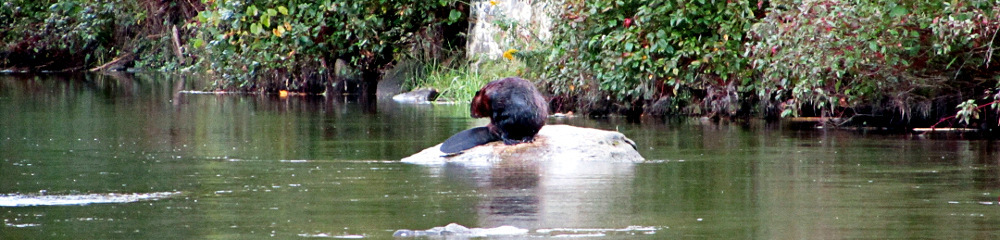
2,73 -> 1000,239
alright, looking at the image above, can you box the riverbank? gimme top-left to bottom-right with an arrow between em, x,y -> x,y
3,0 -> 999,131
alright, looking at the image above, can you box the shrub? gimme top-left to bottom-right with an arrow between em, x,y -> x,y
747,0 -> 1000,119
190,0 -> 467,92
543,0 -> 757,116
1,0 -> 200,71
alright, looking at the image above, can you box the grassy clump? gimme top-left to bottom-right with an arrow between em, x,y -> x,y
402,59 -> 526,103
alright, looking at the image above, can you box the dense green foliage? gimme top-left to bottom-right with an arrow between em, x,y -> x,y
542,0 -> 1000,122
748,0 -> 1000,120
1,0 -> 199,71
2,0 -> 467,93
190,0 -> 467,91
6,0 -> 1000,127
543,0 -> 756,115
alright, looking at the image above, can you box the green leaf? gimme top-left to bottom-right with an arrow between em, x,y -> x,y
250,23 -> 262,34
889,6 -> 907,17
261,15 -> 271,28
267,8 -> 277,16
277,6 -> 289,15
248,5 -> 258,16
197,11 -> 209,23
448,9 -> 461,23
321,0 -> 332,11
625,42 -> 634,52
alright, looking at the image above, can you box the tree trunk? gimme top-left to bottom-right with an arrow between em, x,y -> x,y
359,69 -> 380,114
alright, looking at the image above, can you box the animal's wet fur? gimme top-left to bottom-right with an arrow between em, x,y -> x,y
440,77 -> 548,154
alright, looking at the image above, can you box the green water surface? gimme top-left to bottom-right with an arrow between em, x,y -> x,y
2,74 -> 999,239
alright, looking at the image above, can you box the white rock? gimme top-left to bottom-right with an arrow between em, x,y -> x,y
401,125 -> 644,164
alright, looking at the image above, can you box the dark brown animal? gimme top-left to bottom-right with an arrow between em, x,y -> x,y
440,77 -> 548,154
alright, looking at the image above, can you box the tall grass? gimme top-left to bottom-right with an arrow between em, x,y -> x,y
402,59 -> 526,103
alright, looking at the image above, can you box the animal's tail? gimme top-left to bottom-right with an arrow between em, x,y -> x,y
440,126 -> 500,154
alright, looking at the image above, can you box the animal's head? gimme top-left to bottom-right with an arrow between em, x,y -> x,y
470,87 -> 491,118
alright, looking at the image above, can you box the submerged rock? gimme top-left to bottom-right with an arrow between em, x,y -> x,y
401,125 -> 644,164
392,88 -> 440,103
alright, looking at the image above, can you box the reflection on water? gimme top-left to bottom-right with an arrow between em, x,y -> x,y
2,73 -> 1000,239
425,161 -> 638,229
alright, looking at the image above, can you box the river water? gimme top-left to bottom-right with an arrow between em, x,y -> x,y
2,74 -> 999,239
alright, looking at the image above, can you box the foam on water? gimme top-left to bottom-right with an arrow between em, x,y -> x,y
0,192 -> 182,207
393,223 -> 529,237
393,223 -> 658,238
535,225 -> 660,237
296,233 -> 365,238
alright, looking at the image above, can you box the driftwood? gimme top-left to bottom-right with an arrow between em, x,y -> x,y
912,128 -> 977,132
171,25 -> 185,65
88,52 -> 135,72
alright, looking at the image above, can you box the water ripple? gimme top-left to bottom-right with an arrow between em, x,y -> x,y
0,192 -> 182,207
